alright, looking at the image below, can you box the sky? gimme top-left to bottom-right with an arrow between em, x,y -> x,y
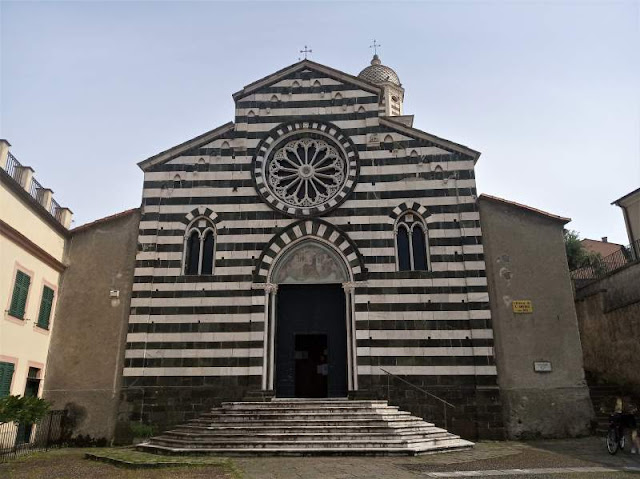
1,1 -> 638,244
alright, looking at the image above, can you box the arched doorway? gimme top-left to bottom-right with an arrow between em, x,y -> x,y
267,239 -> 353,398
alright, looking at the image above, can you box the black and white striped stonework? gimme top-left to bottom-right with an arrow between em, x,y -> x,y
122,60 -> 501,439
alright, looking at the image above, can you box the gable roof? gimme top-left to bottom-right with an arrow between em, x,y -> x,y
232,59 -> 382,101
479,194 -> 571,224
581,238 -> 624,258
71,207 -> 139,234
137,122 -> 234,171
380,116 -> 481,162
612,186 -> 640,206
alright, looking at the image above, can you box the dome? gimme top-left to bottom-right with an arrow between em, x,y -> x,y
358,54 -> 401,86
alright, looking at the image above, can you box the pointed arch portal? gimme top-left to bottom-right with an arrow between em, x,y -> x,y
259,238 -> 358,397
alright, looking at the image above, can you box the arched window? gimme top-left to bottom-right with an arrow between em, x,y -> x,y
201,229 -> 215,274
183,218 -> 216,275
397,226 -> 411,271
395,212 -> 430,271
185,230 -> 201,275
412,225 -> 428,270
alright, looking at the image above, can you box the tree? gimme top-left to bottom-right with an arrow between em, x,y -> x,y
564,229 -> 602,271
0,395 -> 50,425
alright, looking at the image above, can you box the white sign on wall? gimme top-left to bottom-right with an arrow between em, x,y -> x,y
533,361 -> 552,373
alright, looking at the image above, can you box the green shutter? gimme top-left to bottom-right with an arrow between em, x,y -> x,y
9,271 -> 30,319
37,286 -> 55,329
0,362 -> 15,397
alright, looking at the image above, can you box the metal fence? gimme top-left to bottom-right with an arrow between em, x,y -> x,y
29,176 -> 45,205
0,410 -> 68,463
571,239 -> 640,286
5,152 -> 22,184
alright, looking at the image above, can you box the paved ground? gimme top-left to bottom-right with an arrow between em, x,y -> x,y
235,437 -> 640,479
1,437 -> 639,478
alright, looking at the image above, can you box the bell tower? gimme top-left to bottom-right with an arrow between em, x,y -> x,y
357,53 -> 404,117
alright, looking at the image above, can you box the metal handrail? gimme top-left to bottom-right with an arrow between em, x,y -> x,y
379,367 -> 455,429
379,368 -> 454,408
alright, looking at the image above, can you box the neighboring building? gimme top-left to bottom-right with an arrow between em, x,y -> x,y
0,140 -> 72,409
574,186 -> 640,397
580,238 -> 623,258
613,187 -> 640,259
479,195 -> 592,439
43,208 -> 140,441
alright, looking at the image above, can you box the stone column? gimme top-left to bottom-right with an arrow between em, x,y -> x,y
342,282 -> 359,392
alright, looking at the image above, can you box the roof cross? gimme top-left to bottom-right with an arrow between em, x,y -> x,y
299,45 -> 313,60
370,39 -> 381,55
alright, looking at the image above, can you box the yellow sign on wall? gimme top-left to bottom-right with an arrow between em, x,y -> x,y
512,300 -> 533,314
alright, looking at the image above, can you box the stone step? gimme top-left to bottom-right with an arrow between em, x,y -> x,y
185,419 -> 426,428
219,404 -> 398,413
173,425 -> 439,434
200,409 -> 409,418
139,398 -> 473,456
147,436 -> 459,448
217,399 -> 390,410
137,443 -> 470,457
185,421 -> 428,430
160,431 -> 452,442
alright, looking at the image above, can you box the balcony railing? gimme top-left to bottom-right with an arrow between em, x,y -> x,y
2,150 -> 67,226
50,198 -> 61,219
29,176 -> 44,204
571,238 -> 640,285
5,152 -> 22,184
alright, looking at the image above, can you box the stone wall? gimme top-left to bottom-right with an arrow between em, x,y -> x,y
43,209 -> 140,443
116,375 -> 261,443
479,196 -> 593,439
575,262 -> 640,393
359,375 -> 504,441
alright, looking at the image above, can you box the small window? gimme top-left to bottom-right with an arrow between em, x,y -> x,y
183,219 -> 216,276
37,286 -> 55,330
412,225 -> 428,270
24,367 -> 41,397
201,230 -> 215,275
397,226 -> 411,271
395,212 -> 430,271
9,270 -> 30,319
185,230 -> 201,275
0,361 -> 15,397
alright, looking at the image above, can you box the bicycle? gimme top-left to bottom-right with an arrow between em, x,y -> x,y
606,413 -> 627,455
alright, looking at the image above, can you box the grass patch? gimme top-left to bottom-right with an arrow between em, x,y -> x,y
85,447 -> 241,476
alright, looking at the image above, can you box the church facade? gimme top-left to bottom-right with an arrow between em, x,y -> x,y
119,56 -> 503,440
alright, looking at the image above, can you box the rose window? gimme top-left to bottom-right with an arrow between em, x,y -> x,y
266,139 -> 346,208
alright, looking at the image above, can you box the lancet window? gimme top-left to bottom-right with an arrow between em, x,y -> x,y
395,212 -> 430,271
183,218 -> 216,275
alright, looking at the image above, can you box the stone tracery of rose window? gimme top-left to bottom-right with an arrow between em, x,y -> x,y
267,139 -> 346,208
253,121 -> 359,217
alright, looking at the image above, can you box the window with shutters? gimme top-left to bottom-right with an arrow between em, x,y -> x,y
182,217 -> 216,276
8,270 -> 31,319
395,212 -> 430,272
37,286 -> 55,330
0,361 -> 15,397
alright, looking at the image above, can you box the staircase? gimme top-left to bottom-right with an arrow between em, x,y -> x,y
138,399 -> 473,456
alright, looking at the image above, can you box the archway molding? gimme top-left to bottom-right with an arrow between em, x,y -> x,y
253,219 -> 366,283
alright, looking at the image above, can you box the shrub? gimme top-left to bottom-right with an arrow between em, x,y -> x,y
129,422 -> 156,438
0,395 -> 50,425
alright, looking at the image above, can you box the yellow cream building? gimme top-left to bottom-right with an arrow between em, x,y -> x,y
0,139 -> 72,402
